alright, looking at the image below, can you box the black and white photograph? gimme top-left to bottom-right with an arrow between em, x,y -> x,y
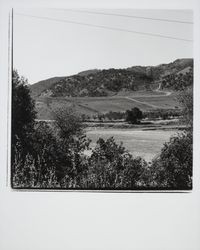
11,8 -> 193,190
1,1 -> 200,250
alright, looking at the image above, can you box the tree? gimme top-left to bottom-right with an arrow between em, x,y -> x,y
30,122 -> 59,187
86,137 -> 148,189
125,107 -> 143,124
52,107 -> 91,186
53,107 -> 83,139
11,70 -> 36,169
151,88 -> 193,190
151,131 -> 192,189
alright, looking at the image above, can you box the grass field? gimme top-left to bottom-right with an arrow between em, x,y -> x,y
132,94 -> 179,109
86,128 -> 177,162
35,91 -> 180,120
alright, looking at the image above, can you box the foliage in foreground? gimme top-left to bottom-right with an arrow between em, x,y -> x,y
12,124 -> 152,189
151,130 -> 192,189
12,121 -> 192,190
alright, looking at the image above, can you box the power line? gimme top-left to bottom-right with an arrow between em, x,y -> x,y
15,13 -> 193,43
63,9 -> 193,25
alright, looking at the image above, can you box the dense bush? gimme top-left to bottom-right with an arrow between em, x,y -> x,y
150,88 -> 193,190
125,107 -> 143,124
80,137 -> 150,189
12,126 -> 151,189
151,130 -> 192,189
52,107 -> 91,187
11,70 -> 36,185
13,121 -> 58,188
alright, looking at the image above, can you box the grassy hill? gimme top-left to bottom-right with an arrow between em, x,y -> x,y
30,76 -> 65,98
30,58 -> 193,99
30,58 -> 193,120
31,69 -> 153,98
35,92 -> 180,120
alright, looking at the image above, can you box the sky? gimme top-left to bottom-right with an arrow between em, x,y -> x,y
13,8 -> 193,84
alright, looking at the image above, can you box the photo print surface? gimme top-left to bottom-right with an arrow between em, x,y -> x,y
11,8 -> 193,190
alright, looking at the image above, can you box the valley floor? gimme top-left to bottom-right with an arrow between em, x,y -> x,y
85,127 -> 178,162
34,89 -> 183,162
35,90 -> 179,120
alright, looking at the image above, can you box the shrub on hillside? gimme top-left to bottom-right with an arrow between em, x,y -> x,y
161,68 -> 193,91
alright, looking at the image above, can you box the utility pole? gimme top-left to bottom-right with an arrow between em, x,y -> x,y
9,8 -> 13,187
11,8 -> 13,74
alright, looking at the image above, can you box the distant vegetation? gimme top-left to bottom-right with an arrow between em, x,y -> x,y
80,108 -> 182,122
12,70 -> 193,190
143,108 -> 182,120
30,58 -> 193,98
125,107 -> 143,124
161,67 -> 193,91
98,111 -> 125,121
40,69 -> 152,97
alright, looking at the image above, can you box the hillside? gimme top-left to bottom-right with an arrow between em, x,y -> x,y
127,58 -> 193,78
161,66 -> 193,90
30,76 -> 65,98
31,69 -> 153,98
30,58 -> 193,98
